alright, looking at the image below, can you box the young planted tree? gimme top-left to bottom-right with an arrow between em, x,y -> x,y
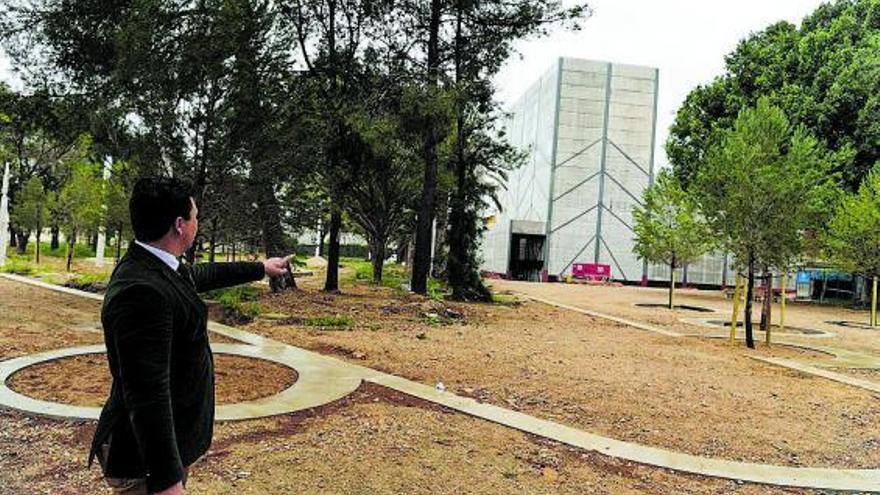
56,156 -> 102,271
633,170 -> 713,309
104,160 -> 136,263
696,98 -> 835,348
10,176 -> 47,262
824,165 -> 880,326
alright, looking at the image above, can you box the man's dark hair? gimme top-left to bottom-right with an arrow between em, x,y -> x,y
130,177 -> 194,242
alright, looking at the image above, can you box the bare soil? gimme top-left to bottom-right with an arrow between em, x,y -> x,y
7,354 -> 297,406
0,279 -> 104,361
245,276 -> 880,470
0,384 -> 814,495
0,274 -> 875,494
497,279 -> 880,357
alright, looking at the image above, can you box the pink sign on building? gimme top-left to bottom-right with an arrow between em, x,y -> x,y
571,263 -> 612,281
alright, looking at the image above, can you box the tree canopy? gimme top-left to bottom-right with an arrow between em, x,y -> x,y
825,165 -> 880,278
695,98 -> 837,346
667,0 -> 880,191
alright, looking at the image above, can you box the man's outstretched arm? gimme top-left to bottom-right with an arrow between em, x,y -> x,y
190,257 -> 289,293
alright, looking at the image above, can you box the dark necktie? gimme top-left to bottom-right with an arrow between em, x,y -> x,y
177,260 -> 196,288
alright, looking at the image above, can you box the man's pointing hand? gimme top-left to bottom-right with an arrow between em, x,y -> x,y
263,257 -> 291,278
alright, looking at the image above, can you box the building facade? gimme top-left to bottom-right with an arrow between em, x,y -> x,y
481,57 -> 661,282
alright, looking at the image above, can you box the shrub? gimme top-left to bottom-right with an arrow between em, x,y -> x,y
206,285 -> 262,323
304,315 -> 353,329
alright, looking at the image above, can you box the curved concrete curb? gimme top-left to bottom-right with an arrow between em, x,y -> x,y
368,373 -> 880,493
0,273 -> 104,301
0,344 -> 361,422
751,356 -> 880,395
518,293 -> 684,337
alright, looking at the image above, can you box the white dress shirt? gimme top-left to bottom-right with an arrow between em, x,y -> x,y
134,240 -> 180,271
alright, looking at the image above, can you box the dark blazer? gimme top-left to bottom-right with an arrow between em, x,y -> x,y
89,242 -> 264,493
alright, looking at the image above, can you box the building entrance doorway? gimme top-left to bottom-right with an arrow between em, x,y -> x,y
509,234 -> 545,281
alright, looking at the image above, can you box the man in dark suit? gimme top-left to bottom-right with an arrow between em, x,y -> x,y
89,177 -> 290,494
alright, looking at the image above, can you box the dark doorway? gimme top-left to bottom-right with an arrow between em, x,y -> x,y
509,234 -> 545,281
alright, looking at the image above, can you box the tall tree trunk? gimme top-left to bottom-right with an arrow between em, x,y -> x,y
50,225 -> 59,251
370,235 -> 386,285
765,273 -> 774,345
324,207 -> 342,292
66,229 -> 76,272
15,230 -> 28,255
34,227 -> 41,264
744,251 -> 756,349
760,271 -> 773,332
209,219 -> 217,263
668,257 -> 677,310
411,0 -> 443,295
406,236 -> 415,268
396,242 -> 407,265
90,231 -> 98,252
432,192 -> 449,278
318,218 -> 326,257
872,275 -> 879,327
448,0 -> 466,298
447,0 -> 489,302
255,179 -> 296,291
9,228 -> 16,248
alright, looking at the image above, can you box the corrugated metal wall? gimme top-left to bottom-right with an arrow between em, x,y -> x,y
546,59 -> 658,281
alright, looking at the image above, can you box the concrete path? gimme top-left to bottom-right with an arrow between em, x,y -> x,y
2,273 -> 880,492
516,293 -> 684,337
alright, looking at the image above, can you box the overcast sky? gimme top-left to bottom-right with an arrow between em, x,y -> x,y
493,0 -> 828,170
0,0 -> 827,170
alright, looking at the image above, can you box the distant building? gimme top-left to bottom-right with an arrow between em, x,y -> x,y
481,57 -> 661,282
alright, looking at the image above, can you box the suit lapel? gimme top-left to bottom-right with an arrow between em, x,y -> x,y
127,243 -> 205,313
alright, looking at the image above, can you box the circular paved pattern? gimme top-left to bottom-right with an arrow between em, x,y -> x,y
680,317 -> 835,338
0,343 -> 362,422
704,319 -> 829,335
633,303 -> 715,313
825,320 -> 880,331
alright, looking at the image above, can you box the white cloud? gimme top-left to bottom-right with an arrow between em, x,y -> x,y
493,0 -> 827,170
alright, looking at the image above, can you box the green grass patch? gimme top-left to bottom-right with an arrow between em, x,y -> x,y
67,272 -> 110,286
205,285 -> 261,304
345,257 -> 408,288
16,241 -> 126,260
205,285 -> 262,321
1,258 -> 34,275
61,271 -> 110,293
491,293 -> 521,306
426,279 -> 446,301
304,315 -> 354,329
342,256 -> 447,299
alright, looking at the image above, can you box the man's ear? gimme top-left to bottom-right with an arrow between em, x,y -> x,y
174,217 -> 184,235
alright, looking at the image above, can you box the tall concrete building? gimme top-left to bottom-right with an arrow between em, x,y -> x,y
481,57 -> 660,282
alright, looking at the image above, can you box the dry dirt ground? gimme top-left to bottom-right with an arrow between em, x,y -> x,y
490,279 -> 880,386
491,280 -> 880,357
0,273 -> 877,494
